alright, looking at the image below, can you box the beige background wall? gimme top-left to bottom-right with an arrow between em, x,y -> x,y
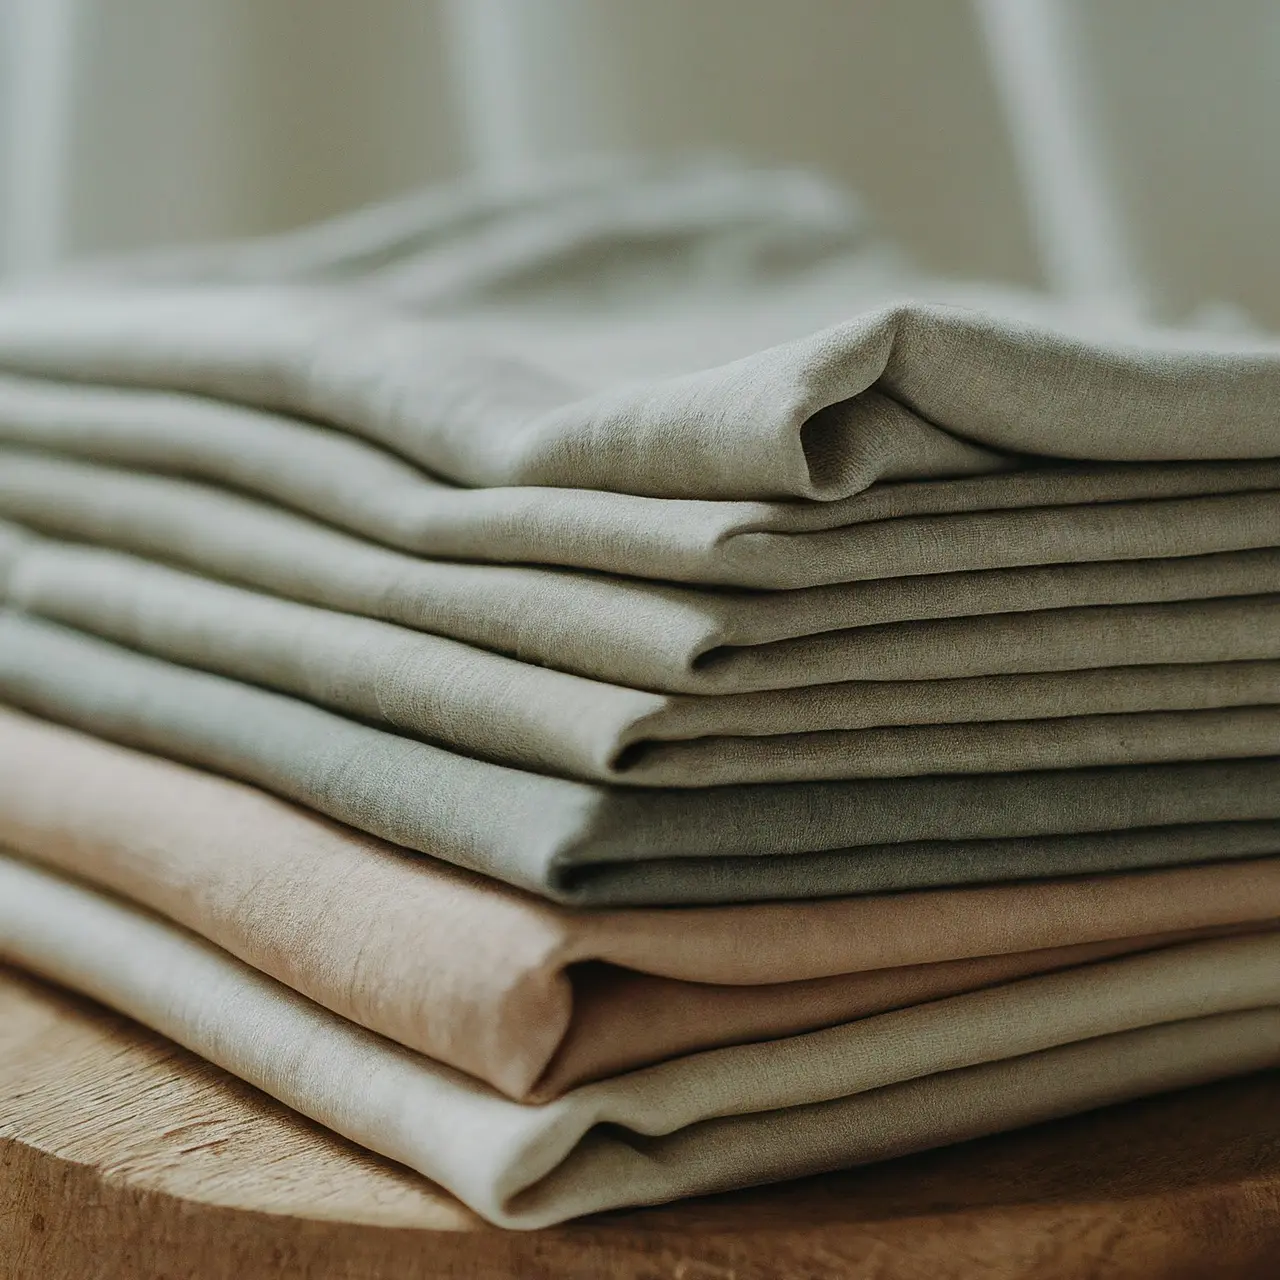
18,0 -> 1280,323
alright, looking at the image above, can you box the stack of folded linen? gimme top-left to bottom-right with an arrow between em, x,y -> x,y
1,163 -> 1279,1228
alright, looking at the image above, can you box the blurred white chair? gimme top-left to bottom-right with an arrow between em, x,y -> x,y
403,0 -> 1150,321
0,0 -> 1154,314
973,0 -> 1145,318
2,0 -> 78,272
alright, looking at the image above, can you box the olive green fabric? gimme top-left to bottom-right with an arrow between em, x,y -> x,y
3,610 -> 1279,905
2,161 -> 1278,902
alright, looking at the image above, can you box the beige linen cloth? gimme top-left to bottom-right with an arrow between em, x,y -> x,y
3,852 -> 1278,1227
4,525 -> 1280,785
4,612 -> 1280,905
5,709 -> 1276,1100
2,462 -> 1279,694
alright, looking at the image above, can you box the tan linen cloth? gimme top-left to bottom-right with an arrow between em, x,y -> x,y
4,612 -> 1280,905
2,379 -> 1280,589
5,709 -> 1276,1099
3,459 -> 1279,694
3,853 -> 1278,1227
6,528 -> 1280,785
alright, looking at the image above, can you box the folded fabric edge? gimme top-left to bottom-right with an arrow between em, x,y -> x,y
533,917 -> 1280,1099
504,1008 -> 1280,1226
3,850 -> 1278,1229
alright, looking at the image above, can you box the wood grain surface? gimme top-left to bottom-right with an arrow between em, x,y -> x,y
1,963 -> 1278,1279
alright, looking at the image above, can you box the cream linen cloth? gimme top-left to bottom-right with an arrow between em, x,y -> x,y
4,614 -> 1280,905
1,465 -> 1278,695
5,709 -> 1275,1100
3,853 -> 1278,1227
4,526 -> 1279,785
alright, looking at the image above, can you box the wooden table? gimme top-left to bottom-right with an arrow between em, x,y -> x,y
2,965 -> 1278,1279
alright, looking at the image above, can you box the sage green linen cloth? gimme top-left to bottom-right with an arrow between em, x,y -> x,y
2,610 -> 1279,905
0,286 -> 1278,506
2,462 -> 1278,694
3,853 -> 1278,1227
6,527 -> 1280,785
1,378 -> 1279,588
2,160 -> 1272,593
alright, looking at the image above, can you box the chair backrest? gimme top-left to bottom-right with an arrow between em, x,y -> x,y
972,0 -> 1144,318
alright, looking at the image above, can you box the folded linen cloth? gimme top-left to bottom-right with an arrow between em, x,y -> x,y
0,286 -> 1278,505
3,614 -> 1279,905
3,460 -> 1279,694
4,853 -> 1278,1226
2,166 -> 1273,602
2,379 -> 1280,588
6,709 -> 1276,1099
7,529 -> 1280,784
